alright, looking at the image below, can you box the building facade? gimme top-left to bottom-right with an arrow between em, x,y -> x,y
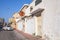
9,18 -> 16,29
11,0 -> 59,40
24,0 -> 59,40
12,4 -> 28,31
24,0 -> 43,36
31,0 -> 59,40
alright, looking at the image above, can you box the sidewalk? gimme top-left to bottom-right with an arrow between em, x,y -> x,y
15,29 -> 44,40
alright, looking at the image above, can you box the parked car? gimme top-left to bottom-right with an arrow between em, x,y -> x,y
3,26 -> 14,31
0,26 -> 3,31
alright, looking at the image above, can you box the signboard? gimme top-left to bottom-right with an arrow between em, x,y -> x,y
19,11 -> 25,16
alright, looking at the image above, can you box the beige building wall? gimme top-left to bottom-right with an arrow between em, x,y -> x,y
9,18 -> 16,29
12,12 -> 20,29
35,16 -> 42,36
11,23 -> 16,29
12,5 -> 28,31
13,12 -> 20,19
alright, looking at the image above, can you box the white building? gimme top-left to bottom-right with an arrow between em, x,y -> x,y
12,12 -> 22,30
12,0 -> 60,40
24,0 -> 43,36
12,4 -> 28,31
24,0 -> 60,40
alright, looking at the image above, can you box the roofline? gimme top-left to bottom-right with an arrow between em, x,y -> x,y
18,4 -> 29,12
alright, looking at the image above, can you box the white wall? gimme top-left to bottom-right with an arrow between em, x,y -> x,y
24,0 -> 36,35
17,21 -> 23,31
24,0 -> 60,40
40,0 -> 59,40
25,17 -> 35,35
25,0 -> 35,16
15,18 -> 23,31
31,0 -> 59,40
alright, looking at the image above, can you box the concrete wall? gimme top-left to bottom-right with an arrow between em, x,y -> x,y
22,0 -> 60,40
25,17 -> 35,35
28,0 -> 59,40
16,21 -> 23,31
40,0 -> 59,40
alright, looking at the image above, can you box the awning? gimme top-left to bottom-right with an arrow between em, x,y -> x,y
30,8 -> 44,17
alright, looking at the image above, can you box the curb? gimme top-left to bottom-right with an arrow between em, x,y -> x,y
15,29 -> 35,40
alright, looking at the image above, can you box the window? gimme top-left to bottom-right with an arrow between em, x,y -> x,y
35,0 -> 42,6
30,6 -> 33,12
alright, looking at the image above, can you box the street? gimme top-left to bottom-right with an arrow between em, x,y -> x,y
0,30 -> 27,40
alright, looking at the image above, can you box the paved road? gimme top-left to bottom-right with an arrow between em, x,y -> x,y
0,30 -> 27,40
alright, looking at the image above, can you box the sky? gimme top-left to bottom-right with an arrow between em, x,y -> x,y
0,0 -> 32,22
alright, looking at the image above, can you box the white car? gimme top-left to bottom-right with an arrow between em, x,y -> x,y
3,26 -> 14,31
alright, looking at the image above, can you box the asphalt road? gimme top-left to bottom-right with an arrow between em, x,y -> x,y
0,30 -> 27,40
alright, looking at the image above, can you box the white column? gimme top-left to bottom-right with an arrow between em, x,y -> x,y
35,16 -> 42,36
35,16 -> 38,36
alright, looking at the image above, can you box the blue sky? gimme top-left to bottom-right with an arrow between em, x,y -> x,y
0,0 -> 32,22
